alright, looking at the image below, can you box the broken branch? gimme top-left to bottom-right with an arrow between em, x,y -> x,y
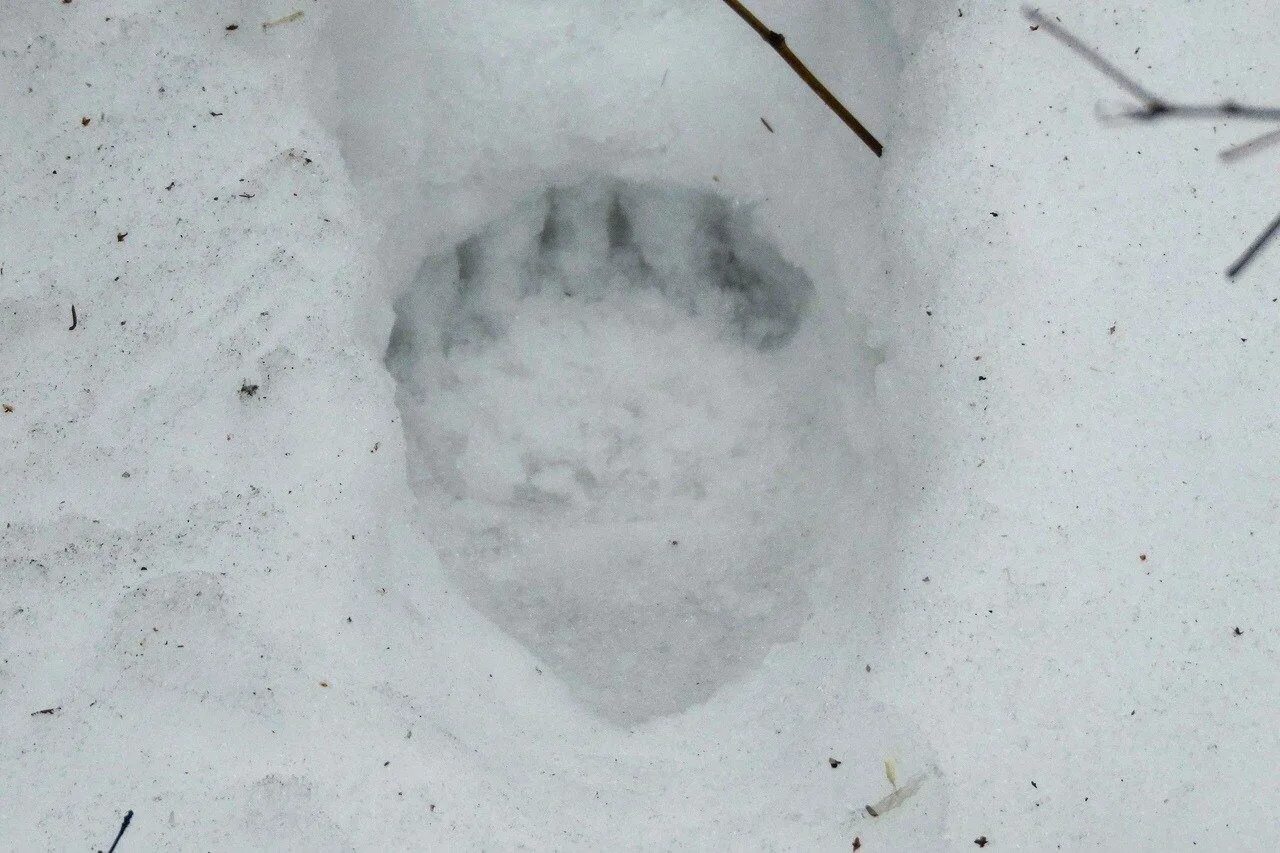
718,0 -> 883,157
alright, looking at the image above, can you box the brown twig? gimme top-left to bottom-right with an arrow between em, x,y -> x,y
718,0 -> 882,157
1026,6 -> 1280,277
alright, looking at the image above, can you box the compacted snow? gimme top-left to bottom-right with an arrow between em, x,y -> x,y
2,0 -> 1277,849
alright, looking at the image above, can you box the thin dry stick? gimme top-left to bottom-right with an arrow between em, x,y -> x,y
1110,102 -> 1280,122
105,810 -> 133,853
1227,211 -> 1280,278
1025,8 -> 1159,105
1221,126 -> 1280,163
1026,6 -> 1280,277
1026,7 -> 1280,122
718,0 -> 883,157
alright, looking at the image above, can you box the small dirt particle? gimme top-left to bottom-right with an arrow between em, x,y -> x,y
2,404 -> 12,414
319,681 -> 329,688
80,116 -> 90,126
225,23 -> 239,31
1139,554 -> 1147,562
852,838 -> 862,851
975,837 -> 988,848
761,117 -> 774,133
239,382 -> 259,398
116,232 -> 127,242
865,805 -> 879,818
829,757 -> 842,769
1233,627 -> 1243,636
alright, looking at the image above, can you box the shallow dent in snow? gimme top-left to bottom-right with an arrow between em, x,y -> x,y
387,180 -> 860,723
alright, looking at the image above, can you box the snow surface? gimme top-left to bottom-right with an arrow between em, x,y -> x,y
2,0 -> 1277,849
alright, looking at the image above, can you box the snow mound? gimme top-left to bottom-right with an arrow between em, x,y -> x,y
388,180 -> 859,723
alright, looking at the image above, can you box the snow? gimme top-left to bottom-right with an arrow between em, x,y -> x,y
2,0 -> 1277,850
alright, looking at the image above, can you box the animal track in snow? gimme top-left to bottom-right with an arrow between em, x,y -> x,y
387,180 -> 858,724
